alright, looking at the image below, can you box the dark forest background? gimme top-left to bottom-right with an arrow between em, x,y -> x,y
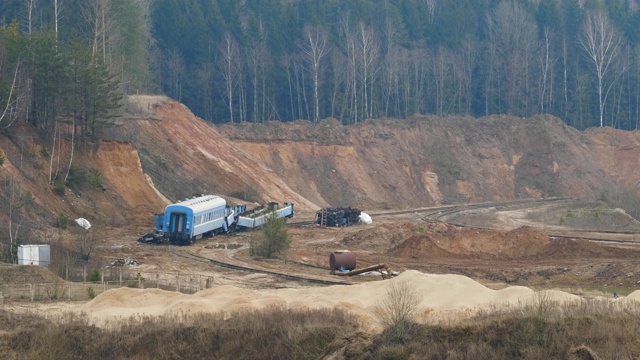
2,0 -> 640,131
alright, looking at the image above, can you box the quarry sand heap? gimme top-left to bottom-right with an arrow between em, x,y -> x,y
79,270 -> 583,327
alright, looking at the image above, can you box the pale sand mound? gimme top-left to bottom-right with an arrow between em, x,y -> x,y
620,290 -> 640,303
78,271 -> 580,329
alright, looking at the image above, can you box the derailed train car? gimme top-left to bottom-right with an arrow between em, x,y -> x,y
154,195 -> 294,245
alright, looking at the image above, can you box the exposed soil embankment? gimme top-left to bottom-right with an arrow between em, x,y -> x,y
114,99 -> 317,211
219,115 -> 640,209
384,223 -> 638,261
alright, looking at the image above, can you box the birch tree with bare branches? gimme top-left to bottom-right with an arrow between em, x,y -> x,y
579,11 -> 623,127
358,22 -> 379,121
219,32 -> 240,123
300,25 -> 329,122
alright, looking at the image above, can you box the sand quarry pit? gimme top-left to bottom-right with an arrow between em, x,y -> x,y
73,270 -> 593,330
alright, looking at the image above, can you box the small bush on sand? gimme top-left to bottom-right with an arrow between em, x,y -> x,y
375,280 -> 421,342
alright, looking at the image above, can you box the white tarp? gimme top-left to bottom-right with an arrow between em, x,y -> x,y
75,218 -> 91,230
359,212 -> 372,224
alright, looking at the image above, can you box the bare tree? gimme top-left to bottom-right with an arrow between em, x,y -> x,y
247,41 -> 272,122
456,38 -> 477,115
539,27 -> 556,114
3,174 -> 32,264
488,1 -> 540,116
281,54 -> 296,120
431,46 -> 455,116
22,0 -> 39,35
77,230 -> 97,261
381,21 -> 401,117
409,48 -> 429,115
165,47 -> 185,101
0,60 -> 21,128
54,0 -> 63,42
329,51 -> 347,118
219,32 -> 240,123
580,11 -> 624,127
341,18 -> 359,123
425,0 -> 436,24
300,25 -> 329,122
23,0 -> 38,35
358,22 -> 380,121
83,0 -> 115,65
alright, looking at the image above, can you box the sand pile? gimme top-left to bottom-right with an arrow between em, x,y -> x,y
391,225 -> 551,260
79,270 -> 581,328
387,223 -> 640,261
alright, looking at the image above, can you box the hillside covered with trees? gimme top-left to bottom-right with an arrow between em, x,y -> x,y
149,0 -> 640,130
2,0 -> 640,132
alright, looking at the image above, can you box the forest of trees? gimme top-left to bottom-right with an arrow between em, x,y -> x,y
2,0 -> 640,131
0,0 -> 151,139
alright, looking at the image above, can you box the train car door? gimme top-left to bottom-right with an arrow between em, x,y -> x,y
170,212 -> 187,233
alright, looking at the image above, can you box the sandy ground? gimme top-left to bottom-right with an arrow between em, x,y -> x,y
5,270 -> 599,332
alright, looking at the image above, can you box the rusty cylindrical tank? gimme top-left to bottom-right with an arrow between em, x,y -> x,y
329,251 -> 356,271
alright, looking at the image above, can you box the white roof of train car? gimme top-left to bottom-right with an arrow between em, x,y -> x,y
168,195 -> 226,213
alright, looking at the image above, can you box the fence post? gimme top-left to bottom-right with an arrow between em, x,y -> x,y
83,267 -> 86,282
30,284 -> 34,302
119,269 -> 122,286
156,274 -> 159,289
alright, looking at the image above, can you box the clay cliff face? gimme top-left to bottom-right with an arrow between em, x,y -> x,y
218,114 -> 633,209
117,98 -> 638,211
1,96 -> 638,228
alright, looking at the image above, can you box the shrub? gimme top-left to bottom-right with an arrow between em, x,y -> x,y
375,280 -> 421,342
54,213 -> 71,228
411,226 -> 425,233
89,269 -> 101,282
86,287 -> 96,299
128,273 -> 145,288
89,170 -> 103,188
250,212 -> 290,259
53,180 -> 66,196
66,165 -> 87,189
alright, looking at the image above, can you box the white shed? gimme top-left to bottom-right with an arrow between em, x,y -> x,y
18,245 -> 50,268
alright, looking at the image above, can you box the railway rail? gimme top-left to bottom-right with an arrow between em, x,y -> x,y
171,248 -> 353,286
173,197 -> 640,284
416,197 -> 640,246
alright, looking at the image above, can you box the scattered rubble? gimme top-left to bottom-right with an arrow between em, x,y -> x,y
138,233 -> 163,244
108,257 -> 141,267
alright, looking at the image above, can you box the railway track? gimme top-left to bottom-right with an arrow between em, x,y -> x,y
416,198 -> 640,246
287,198 -> 569,227
421,197 -> 568,222
171,248 -> 353,286
173,197 -> 640,284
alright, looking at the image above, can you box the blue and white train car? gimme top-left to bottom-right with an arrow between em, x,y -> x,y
154,195 -> 235,244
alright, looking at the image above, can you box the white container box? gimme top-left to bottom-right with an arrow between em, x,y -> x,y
17,245 -> 50,268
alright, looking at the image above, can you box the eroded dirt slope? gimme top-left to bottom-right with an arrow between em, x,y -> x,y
106,98 -> 640,214
219,115 -> 640,209
112,99 -> 317,211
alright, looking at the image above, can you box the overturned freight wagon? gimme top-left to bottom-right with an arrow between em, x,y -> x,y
316,207 -> 361,227
153,195 -> 294,245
